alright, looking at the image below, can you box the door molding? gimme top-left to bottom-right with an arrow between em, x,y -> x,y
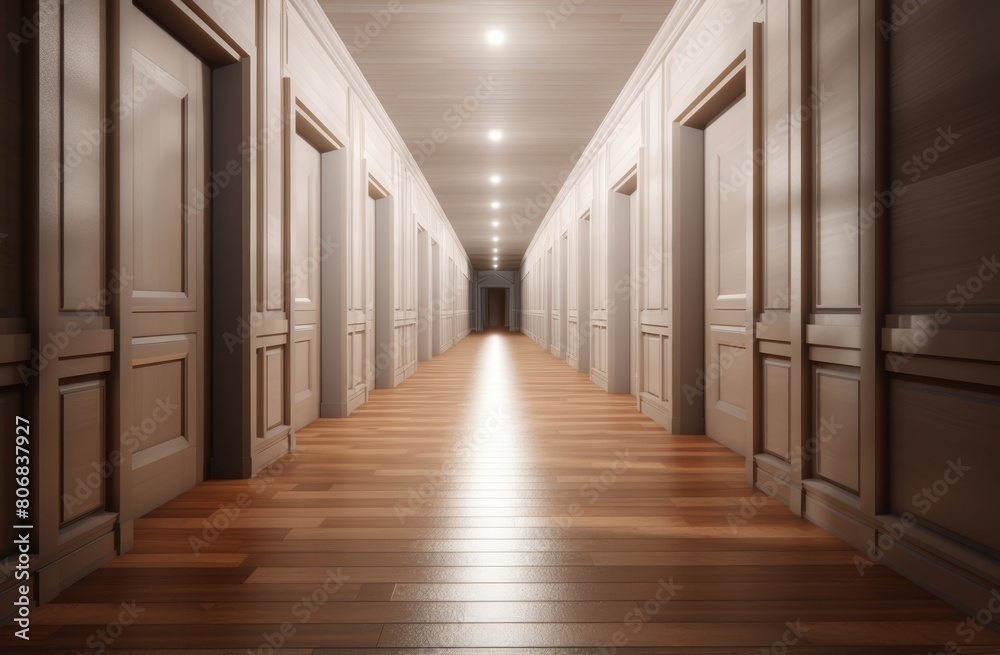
284,78 -> 343,438
669,31 -> 759,485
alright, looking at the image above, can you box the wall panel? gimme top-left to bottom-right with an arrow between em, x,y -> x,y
762,357 -> 791,460
60,379 -> 105,523
813,365 -> 859,493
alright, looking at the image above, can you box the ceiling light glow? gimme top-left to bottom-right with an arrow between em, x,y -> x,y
487,30 -> 505,46
491,201 -> 500,209
488,130 -> 503,142
490,175 -> 501,184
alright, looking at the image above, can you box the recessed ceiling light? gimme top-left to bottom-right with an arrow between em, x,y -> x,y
492,221 -> 499,227
493,264 -> 498,268
491,201 -> 500,209
490,175 -> 501,184
493,248 -> 498,253
493,236 -> 499,242
493,257 -> 498,261
487,30 -> 505,46
488,130 -> 503,142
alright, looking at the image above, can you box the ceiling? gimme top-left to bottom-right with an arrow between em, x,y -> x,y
320,1 -> 678,271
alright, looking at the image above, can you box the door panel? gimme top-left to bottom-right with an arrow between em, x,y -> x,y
291,134 -> 321,429
704,97 -> 749,456
126,9 -> 209,517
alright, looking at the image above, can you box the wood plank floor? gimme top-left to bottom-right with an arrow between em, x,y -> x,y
4,331 -> 1000,654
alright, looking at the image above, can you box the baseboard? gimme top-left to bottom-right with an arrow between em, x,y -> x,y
35,532 -> 116,605
638,394 -> 671,431
251,433 -> 292,476
801,490 -> 999,629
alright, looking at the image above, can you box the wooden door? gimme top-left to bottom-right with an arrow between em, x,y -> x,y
365,195 -> 376,393
122,8 -> 210,517
704,97 -> 749,456
630,190 -> 638,397
291,134 -> 321,430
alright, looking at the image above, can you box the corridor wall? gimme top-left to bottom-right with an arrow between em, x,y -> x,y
520,0 -> 1000,620
0,0 -> 472,609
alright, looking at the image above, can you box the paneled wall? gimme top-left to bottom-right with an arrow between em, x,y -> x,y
4,0 -> 471,613
521,0 -> 998,619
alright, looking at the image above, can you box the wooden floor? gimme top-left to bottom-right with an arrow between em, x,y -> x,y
5,331 -> 999,654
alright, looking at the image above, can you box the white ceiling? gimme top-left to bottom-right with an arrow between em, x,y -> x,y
320,1 -> 678,270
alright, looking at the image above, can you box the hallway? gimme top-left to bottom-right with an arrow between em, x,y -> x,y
6,331 -> 996,653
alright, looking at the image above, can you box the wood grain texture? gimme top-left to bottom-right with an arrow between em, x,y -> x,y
2,331 -> 994,653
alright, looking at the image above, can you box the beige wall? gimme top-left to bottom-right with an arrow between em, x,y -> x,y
521,0 -> 999,620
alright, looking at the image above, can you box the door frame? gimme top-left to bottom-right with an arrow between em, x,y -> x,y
367,174 -> 395,390
607,165 -> 639,396
112,0 -> 252,554
571,211 -> 592,373
284,78 -> 344,434
671,42 -> 760,482
558,230 -> 569,359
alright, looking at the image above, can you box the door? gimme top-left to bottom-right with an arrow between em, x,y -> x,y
704,96 -> 749,455
365,194 -> 376,393
630,190 -> 638,396
124,8 -> 210,517
291,134 -> 322,429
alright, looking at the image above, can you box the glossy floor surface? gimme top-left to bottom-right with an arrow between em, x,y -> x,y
4,331 -> 999,653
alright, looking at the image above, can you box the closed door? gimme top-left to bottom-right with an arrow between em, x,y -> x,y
630,190 -> 638,397
366,195 -> 376,393
704,97 -> 749,456
291,134 -> 322,429
125,8 -> 210,516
